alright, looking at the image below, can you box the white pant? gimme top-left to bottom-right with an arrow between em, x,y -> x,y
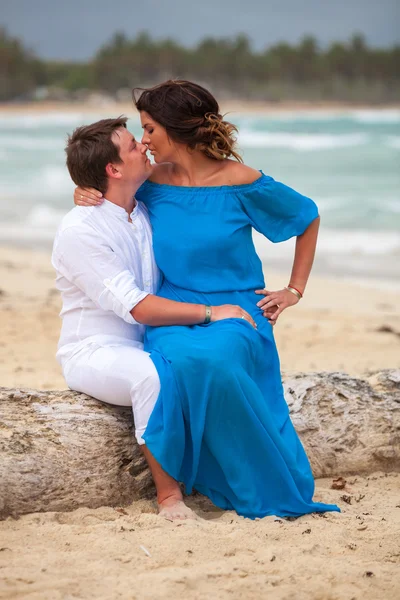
62,341 -> 160,445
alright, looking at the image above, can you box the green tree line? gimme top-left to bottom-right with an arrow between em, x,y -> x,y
1,27 -> 399,102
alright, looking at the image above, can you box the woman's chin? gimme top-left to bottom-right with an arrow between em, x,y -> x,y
152,154 -> 167,164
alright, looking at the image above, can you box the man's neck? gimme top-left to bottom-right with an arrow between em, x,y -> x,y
104,182 -> 142,217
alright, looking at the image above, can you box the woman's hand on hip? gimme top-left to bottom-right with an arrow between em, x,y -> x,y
74,186 -> 104,207
255,288 -> 299,324
211,305 -> 257,329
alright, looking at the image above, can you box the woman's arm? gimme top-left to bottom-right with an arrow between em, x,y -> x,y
132,296 -> 256,328
74,186 -> 103,206
255,216 -> 320,322
288,216 -> 320,296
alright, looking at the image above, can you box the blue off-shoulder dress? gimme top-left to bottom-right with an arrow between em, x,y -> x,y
136,172 -> 339,519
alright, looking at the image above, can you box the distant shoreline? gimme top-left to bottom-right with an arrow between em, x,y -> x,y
1,100 -> 400,117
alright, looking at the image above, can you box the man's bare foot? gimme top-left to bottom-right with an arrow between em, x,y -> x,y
158,495 -> 198,522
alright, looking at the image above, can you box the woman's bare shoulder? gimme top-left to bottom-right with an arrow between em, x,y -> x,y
222,161 -> 262,186
147,161 -> 262,187
148,163 -> 172,184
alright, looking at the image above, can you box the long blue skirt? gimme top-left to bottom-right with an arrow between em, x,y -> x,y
143,282 -> 340,519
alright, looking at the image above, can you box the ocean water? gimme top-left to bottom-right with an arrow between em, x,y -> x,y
0,108 -> 399,281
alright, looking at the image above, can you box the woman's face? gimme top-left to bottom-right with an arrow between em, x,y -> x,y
140,111 -> 174,163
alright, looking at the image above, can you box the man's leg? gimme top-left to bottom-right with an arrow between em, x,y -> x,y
63,342 -> 196,520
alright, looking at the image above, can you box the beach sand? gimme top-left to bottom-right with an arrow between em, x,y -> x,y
0,245 -> 399,599
0,474 -> 399,600
2,100 -> 400,118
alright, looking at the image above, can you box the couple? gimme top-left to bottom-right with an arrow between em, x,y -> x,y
53,79 -> 339,521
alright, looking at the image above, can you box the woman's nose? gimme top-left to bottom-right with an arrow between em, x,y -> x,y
141,133 -> 150,145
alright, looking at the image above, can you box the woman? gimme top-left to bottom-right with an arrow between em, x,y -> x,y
74,80 -> 339,519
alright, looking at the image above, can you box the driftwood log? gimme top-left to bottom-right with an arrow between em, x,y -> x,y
1,370 -> 399,519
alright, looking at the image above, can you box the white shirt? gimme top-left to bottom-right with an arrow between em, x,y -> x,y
52,199 -> 160,367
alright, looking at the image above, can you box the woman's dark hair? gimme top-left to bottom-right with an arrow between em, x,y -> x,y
65,116 -> 127,195
133,80 -> 242,162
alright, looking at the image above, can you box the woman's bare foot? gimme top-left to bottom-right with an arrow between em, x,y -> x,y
140,447 -> 199,521
158,494 -> 198,522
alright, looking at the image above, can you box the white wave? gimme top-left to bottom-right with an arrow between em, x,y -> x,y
0,165 -> 73,199
235,109 -> 400,124
315,197 -> 350,211
238,131 -> 369,150
385,136 -> 400,149
0,205 -> 68,245
27,204 -> 68,227
0,112 -> 104,129
350,109 -> 400,124
253,228 -> 400,281
2,108 -> 398,131
0,134 -> 63,151
39,165 -> 73,192
254,228 -> 400,259
382,199 -> 400,214
317,229 -> 400,256
0,224 -> 60,245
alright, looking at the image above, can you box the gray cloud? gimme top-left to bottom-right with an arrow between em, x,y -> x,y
2,0 -> 399,61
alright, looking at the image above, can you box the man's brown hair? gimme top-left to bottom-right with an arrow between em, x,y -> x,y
65,116 -> 128,196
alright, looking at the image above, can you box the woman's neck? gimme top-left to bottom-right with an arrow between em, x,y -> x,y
168,150 -> 227,186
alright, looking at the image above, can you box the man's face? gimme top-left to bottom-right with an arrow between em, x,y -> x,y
111,127 -> 153,183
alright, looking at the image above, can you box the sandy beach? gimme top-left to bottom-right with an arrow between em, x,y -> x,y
2,100 -> 400,118
2,1 -> 400,594
0,245 -> 399,599
1,473 -> 399,600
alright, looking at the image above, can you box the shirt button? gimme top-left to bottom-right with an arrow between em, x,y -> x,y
104,278 -> 111,286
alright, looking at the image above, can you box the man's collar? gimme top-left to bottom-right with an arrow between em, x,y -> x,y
101,198 -> 138,220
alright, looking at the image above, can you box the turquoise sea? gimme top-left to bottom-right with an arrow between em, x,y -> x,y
0,108 -> 399,281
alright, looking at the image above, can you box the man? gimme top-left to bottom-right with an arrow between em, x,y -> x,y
53,117 -> 253,520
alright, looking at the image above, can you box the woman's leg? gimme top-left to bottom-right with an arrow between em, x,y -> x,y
141,446 -> 196,520
63,342 -> 196,520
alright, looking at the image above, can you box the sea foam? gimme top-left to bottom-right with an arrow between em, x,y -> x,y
238,131 -> 369,150
0,134 -> 63,151
0,112 -> 102,129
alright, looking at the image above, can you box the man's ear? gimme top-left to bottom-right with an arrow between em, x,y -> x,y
105,163 -> 122,180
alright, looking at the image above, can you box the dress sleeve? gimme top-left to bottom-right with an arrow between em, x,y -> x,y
237,173 -> 319,243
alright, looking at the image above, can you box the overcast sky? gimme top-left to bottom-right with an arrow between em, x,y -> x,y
2,0 -> 399,61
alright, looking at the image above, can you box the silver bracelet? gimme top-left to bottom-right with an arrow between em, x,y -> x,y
285,286 -> 302,300
204,305 -> 212,324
